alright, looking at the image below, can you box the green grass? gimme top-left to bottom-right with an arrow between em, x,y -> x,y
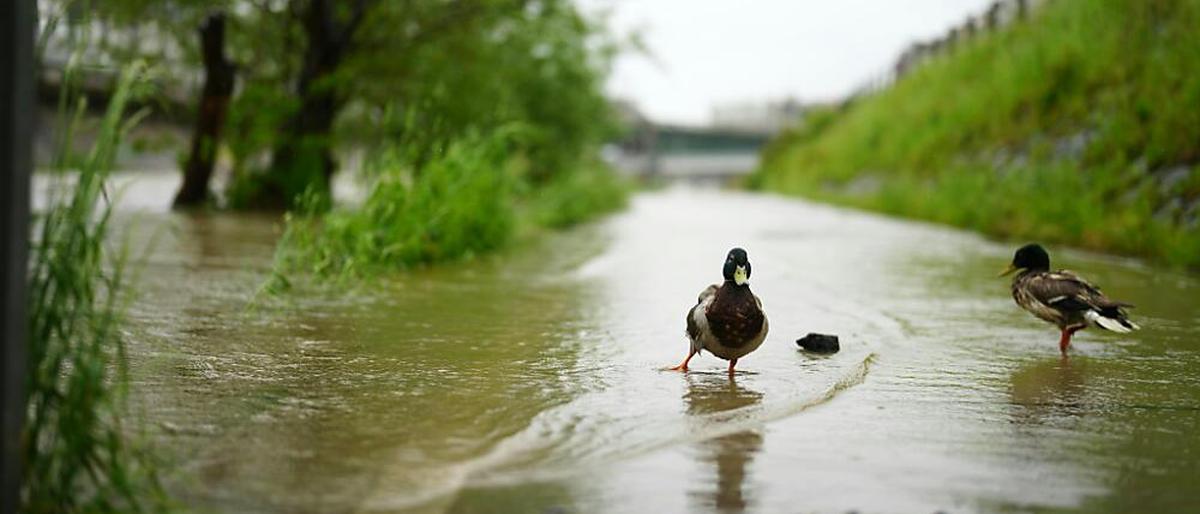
275,133 -> 516,279
271,131 -> 627,282
528,161 -> 629,229
24,62 -> 169,513
754,0 -> 1200,268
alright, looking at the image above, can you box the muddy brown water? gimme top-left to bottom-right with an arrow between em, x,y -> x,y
72,173 -> 1200,513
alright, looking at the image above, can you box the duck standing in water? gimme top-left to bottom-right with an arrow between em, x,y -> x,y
669,248 -> 769,376
1001,243 -> 1139,356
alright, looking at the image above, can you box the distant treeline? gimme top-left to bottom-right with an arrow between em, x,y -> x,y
38,0 -> 624,214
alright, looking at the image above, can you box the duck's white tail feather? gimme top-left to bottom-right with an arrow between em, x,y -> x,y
1085,309 -> 1138,333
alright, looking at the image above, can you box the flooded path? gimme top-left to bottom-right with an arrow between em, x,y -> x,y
106,179 -> 1200,513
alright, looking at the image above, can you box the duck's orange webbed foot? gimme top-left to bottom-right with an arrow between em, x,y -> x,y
666,350 -> 696,372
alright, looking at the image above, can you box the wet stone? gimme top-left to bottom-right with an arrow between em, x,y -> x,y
796,333 -> 840,354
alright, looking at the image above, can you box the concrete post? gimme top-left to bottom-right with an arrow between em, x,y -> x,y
1,0 -> 35,511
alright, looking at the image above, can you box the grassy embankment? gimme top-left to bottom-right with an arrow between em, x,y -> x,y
753,0 -> 1200,268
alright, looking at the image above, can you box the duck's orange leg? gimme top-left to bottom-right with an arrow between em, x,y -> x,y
726,358 -> 738,377
1059,327 -> 1083,356
668,349 -> 697,372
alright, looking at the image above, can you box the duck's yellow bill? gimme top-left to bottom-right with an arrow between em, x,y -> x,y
733,266 -> 749,286
998,264 -> 1018,277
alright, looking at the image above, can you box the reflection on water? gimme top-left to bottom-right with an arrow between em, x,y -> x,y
697,432 -> 763,513
1009,357 -> 1089,424
683,375 -> 764,416
684,375 -> 764,513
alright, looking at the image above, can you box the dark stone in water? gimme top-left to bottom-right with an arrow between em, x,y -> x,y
796,333 -> 840,353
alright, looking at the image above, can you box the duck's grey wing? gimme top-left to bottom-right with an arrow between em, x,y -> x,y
752,292 -> 768,339
1035,270 -> 1133,312
686,284 -> 718,341
1026,271 -> 1139,331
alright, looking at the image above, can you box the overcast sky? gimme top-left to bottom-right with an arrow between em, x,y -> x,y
578,0 -> 995,125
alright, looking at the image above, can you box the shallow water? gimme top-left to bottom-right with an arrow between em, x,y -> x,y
99,176 -> 1199,513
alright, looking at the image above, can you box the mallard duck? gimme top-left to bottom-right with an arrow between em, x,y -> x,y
668,248 -> 769,376
1000,243 -> 1139,356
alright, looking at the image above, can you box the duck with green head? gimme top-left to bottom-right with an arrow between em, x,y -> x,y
668,248 -> 769,376
1001,243 -> 1139,356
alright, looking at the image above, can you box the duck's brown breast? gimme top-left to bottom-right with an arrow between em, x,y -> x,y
705,283 -> 765,348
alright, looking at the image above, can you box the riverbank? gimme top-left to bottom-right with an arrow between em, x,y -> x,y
752,0 -> 1200,269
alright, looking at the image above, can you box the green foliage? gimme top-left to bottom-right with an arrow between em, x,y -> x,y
273,127 -> 629,283
530,162 -> 629,229
276,132 -> 519,278
24,62 -> 168,513
755,0 -> 1200,268
223,81 -> 298,200
346,0 -> 619,184
66,0 -> 629,285
256,0 -> 628,277
68,0 -> 620,210
252,0 -> 618,209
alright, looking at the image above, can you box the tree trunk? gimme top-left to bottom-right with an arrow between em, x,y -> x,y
174,13 -> 235,208
260,0 -> 370,210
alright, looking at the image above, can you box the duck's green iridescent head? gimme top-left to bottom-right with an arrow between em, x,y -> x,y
722,247 -> 751,286
1000,243 -> 1050,276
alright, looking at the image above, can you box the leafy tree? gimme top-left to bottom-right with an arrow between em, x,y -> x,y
53,0 -> 618,210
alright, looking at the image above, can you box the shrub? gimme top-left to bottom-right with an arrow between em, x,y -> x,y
276,132 -> 518,278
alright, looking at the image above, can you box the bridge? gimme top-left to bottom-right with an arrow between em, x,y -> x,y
606,122 -> 773,182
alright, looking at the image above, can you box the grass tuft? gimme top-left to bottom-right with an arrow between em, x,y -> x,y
24,62 -> 169,513
275,132 -> 520,279
529,161 -> 629,230
271,129 -> 629,285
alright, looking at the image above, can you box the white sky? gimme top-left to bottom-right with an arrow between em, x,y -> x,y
579,0 -> 995,125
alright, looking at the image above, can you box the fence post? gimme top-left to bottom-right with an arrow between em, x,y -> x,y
986,1 -> 1002,29
1,0 -> 35,511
